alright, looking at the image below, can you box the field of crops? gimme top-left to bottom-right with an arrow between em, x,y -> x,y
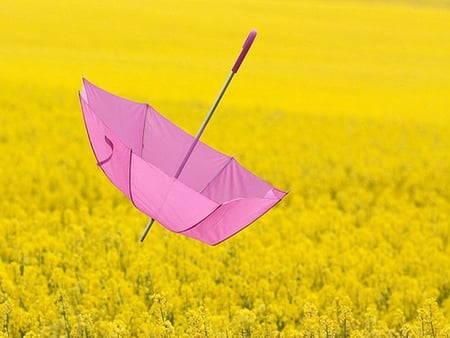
1,0 -> 450,336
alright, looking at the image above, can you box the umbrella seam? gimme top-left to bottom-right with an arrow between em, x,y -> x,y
128,151 -> 137,209
199,157 -> 234,195
174,203 -> 222,234
153,177 -> 177,222
140,104 -> 149,158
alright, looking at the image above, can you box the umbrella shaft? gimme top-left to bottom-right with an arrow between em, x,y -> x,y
140,218 -> 155,242
174,71 -> 235,179
195,71 -> 235,141
141,71 -> 235,242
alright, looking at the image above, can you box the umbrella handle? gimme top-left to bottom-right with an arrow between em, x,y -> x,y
232,29 -> 257,73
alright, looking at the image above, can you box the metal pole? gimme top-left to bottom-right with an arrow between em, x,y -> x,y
140,30 -> 257,242
140,218 -> 154,241
139,72 -> 235,242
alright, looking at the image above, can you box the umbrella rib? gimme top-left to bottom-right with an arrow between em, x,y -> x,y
140,104 -> 150,158
199,156 -> 234,195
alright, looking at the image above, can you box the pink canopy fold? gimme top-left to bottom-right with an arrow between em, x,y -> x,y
80,79 -> 286,245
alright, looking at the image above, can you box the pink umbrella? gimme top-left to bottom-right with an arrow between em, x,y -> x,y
79,30 -> 286,245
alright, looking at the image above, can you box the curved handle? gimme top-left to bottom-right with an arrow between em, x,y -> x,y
97,135 -> 114,166
232,29 -> 257,73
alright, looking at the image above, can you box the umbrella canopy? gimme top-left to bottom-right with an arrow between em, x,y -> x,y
80,79 -> 286,245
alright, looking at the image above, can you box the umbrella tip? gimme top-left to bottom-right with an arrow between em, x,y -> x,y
140,218 -> 155,242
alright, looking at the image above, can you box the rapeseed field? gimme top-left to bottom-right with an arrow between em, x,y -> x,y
1,0 -> 450,336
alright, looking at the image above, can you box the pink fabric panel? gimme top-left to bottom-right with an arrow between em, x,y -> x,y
82,79 -> 147,154
202,158 -> 274,203
130,153 -> 219,232
80,96 -> 131,198
181,194 -> 286,245
142,108 -> 231,192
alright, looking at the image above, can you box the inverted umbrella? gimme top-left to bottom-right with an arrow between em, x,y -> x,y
79,30 -> 286,245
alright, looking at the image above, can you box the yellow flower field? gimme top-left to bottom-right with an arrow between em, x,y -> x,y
1,0 -> 450,336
